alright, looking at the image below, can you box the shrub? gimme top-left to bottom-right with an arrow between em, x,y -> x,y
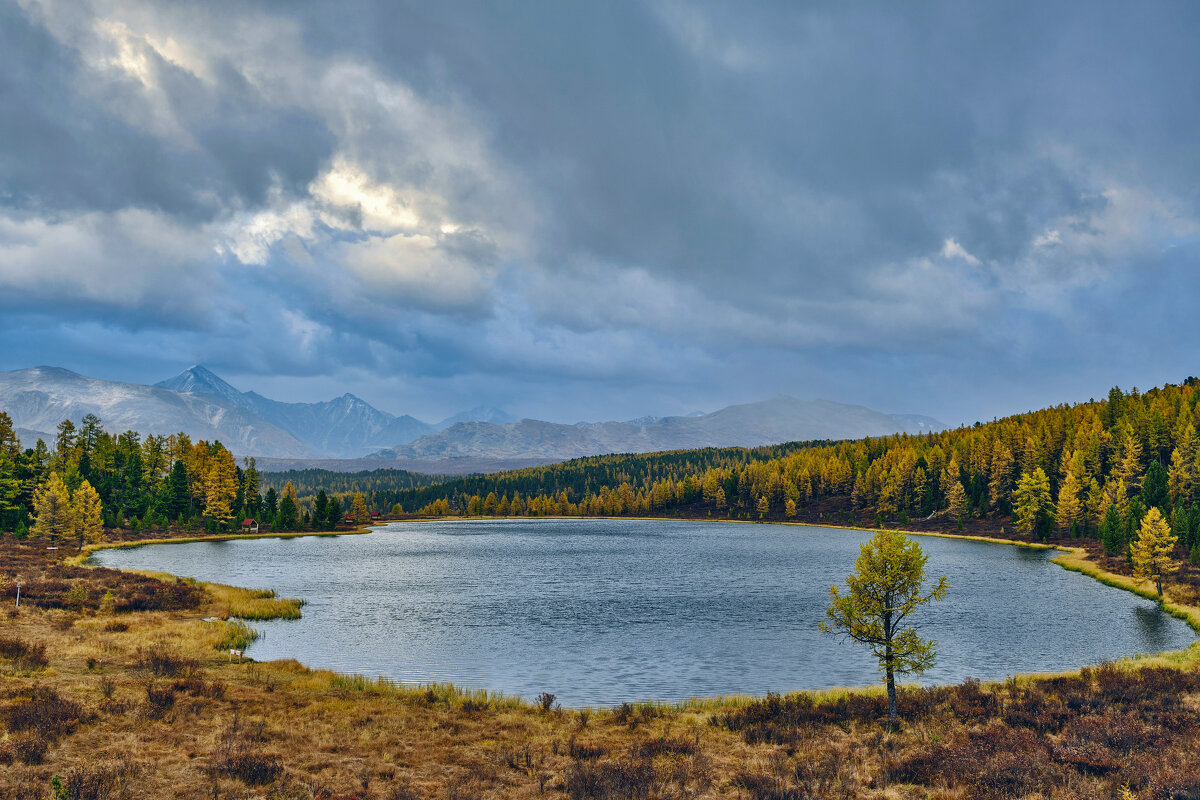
0,635 -> 48,670
137,643 -> 198,678
211,713 -> 283,786
62,760 -> 138,800
144,682 -> 177,715
565,755 -> 658,800
3,687 -> 84,739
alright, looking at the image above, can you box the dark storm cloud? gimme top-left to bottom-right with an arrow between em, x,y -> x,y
1,0 -> 1199,422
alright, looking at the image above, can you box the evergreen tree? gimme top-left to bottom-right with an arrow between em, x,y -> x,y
327,496 -> 342,527
1101,503 -> 1123,555
167,460 -> 190,520
1140,460 -> 1169,514
277,482 -> 299,530
1131,506 -> 1178,599
314,490 -> 329,528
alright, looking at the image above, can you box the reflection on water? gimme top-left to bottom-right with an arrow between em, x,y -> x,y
93,519 -> 1196,705
1132,604 -> 1177,648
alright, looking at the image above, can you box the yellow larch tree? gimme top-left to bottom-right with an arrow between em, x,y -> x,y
1013,468 -> 1052,538
1131,506 -> 1178,599
73,479 -> 105,544
350,492 -> 370,525
32,472 -> 75,543
945,479 -> 969,525
1132,506 -> 1180,599
1055,471 -> 1083,535
204,446 -> 239,524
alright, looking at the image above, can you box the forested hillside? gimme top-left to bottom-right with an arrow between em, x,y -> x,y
354,381 -> 1200,564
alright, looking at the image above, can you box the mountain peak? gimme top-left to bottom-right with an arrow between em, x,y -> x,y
155,365 -> 244,402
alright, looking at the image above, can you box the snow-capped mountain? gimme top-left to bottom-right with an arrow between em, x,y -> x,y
0,366 -> 313,457
155,366 -> 436,457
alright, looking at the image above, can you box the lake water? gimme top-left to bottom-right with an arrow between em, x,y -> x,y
91,519 -> 1196,706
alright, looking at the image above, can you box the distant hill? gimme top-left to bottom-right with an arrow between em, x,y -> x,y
368,396 -> 943,464
435,406 -> 516,430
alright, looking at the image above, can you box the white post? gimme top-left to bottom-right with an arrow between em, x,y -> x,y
15,582 -> 21,609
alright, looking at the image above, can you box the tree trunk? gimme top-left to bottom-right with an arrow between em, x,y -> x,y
884,608 -> 897,725
886,660 -> 897,724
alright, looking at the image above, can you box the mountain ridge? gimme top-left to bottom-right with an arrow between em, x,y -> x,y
1,365 -> 944,465
368,395 -> 943,464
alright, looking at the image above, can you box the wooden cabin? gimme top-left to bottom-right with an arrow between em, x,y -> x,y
240,518 -> 259,533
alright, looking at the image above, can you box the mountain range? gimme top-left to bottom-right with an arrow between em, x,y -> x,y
0,366 -> 512,459
368,396 -> 942,464
0,366 -> 942,469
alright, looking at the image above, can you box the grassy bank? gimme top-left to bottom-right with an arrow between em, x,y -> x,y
3,525 -> 1200,798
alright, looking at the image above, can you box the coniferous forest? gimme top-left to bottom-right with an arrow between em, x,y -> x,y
6,379 -> 1200,574
285,381 -> 1200,566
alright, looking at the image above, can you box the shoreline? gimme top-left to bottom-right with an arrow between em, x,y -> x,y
77,514 -> 1200,706
68,525 -> 377,566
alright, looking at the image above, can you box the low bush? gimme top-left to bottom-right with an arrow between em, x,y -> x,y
565,755 -> 659,800
3,687 -> 84,739
61,759 -> 138,800
0,635 -> 48,671
144,682 -> 177,714
136,643 -> 198,678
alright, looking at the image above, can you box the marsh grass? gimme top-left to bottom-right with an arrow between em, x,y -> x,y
213,619 -> 259,651
205,583 -> 305,620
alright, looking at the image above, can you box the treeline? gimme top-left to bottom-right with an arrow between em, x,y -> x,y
258,467 -> 446,497
355,381 -> 1200,563
0,413 -> 373,541
319,442 -> 830,517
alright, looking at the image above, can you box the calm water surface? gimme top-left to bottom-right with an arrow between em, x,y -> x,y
92,519 -> 1196,705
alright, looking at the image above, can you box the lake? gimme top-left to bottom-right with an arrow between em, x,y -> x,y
91,519 -> 1197,706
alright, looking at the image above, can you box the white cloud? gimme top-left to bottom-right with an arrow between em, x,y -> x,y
1032,229 -> 1061,248
939,237 -> 981,265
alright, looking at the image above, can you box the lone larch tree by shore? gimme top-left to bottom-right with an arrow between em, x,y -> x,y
1131,506 -> 1178,599
820,529 -> 949,725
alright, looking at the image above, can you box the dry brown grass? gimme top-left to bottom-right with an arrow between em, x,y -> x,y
2,537 -> 1200,799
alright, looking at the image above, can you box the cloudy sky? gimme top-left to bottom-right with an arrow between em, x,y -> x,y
2,0 -> 1198,425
